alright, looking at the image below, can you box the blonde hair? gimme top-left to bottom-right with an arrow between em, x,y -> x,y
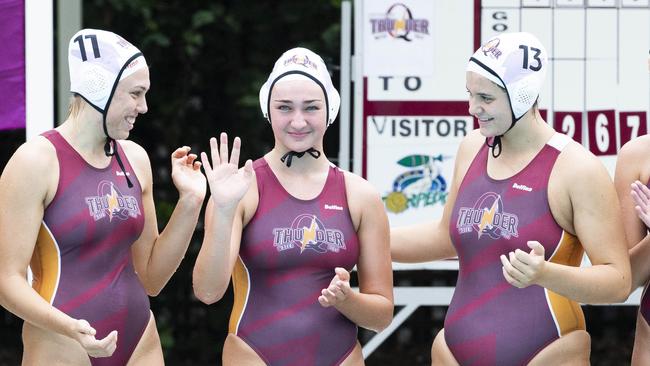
67,94 -> 86,119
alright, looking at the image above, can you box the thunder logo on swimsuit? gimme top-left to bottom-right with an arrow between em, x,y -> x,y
456,192 -> 519,240
272,214 -> 346,254
85,180 -> 141,221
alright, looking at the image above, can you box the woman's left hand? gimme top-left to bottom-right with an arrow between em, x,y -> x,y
500,241 -> 546,288
631,180 -> 650,228
170,146 -> 207,202
319,267 -> 352,307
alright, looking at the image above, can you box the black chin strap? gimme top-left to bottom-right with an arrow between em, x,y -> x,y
280,148 -> 321,167
104,138 -> 134,188
485,136 -> 503,158
99,53 -> 142,189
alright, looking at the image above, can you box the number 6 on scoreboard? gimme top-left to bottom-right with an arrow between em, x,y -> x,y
587,110 -> 616,155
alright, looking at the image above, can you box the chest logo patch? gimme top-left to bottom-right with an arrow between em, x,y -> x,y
85,180 -> 141,221
456,192 -> 519,240
273,214 -> 346,254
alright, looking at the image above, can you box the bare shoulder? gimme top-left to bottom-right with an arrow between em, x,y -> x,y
342,169 -> 382,203
552,139 -> 613,208
2,136 -> 57,181
0,136 -> 58,201
341,169 -> 388,232
8,136 -> 57,167
554,139 -> 610,183
458,128 -> 485,155
615,135 -> 650,184
459,129 -> 485,151
619,135 -> 650,164
117,140 -> 152,187
453,129 -> 485,178
548,138 -> 613,234
118,140 -> 150,168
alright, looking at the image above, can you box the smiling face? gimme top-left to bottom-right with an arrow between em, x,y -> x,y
466,71 -> 513,138
105,67 -> 150,140
269,78 -> 327,153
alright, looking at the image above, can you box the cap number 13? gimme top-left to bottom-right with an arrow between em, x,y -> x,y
74,34 -> 101,62
519,45 -> 542,72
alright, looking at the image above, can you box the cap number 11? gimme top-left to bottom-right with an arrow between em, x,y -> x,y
74,34 -> 101,62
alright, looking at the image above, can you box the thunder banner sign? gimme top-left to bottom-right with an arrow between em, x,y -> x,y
0,0 -> 25,131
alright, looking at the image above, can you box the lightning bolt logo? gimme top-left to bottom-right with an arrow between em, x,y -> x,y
477,199 -> 498,239
395,18 -> 406,31
300,216 -> 318,253
106,184 -> 120,221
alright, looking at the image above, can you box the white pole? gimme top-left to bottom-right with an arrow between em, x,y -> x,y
352,0 -> 364,176
57,0 -> 82,125
338,1 -> 352,171
25,0 -> 54,139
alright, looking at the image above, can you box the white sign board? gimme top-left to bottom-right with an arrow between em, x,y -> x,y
360,0 -> 477,226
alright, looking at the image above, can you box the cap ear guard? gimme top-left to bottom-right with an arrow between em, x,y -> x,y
259,47 -> 340,126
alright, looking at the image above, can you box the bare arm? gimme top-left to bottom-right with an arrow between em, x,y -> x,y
193,198 -> 247,304
615,137 -> 650,289
0,140 -> 117,357
390,201 -> 456,262
192,134 -> 253,304
319,175 -> 393,332
503,145 -> 631,303
128,143 -> 206,296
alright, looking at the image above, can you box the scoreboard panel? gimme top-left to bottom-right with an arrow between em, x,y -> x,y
481,1 -> 649,173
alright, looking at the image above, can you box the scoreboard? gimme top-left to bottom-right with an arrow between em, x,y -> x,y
482,0 -> 650,172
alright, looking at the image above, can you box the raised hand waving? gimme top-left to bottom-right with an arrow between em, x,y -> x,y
201,132 -> 253,209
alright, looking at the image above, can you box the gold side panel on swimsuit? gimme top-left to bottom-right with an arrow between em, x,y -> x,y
546,231 -> 586,335
229,256 -> 250,334
30,223 -> 60,304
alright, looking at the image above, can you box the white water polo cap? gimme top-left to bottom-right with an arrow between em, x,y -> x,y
69,28 -> 147,114
467,32 -> 547,120
259,47 -> 340,126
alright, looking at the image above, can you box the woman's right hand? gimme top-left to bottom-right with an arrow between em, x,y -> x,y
201,132 -> 253,210
70,319 -> 118,358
